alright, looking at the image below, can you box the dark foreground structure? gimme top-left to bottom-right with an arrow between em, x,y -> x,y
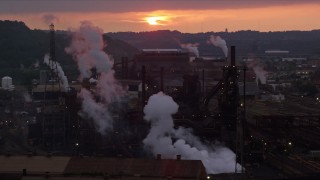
0,155 -> 207,180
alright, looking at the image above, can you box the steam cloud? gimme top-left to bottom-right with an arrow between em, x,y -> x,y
208,35 -> 228,57
42,14 -> 59,24
43,54 -> 69,91
247,59 -> 267,84
23,92 -> 32,103
65,21 -> 124,134
33,60 -> 39,68
143,92 -> 241,174
180,43 -> 200,58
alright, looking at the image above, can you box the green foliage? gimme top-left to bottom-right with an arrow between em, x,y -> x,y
0,20 -> 139,83
0,68 -> 39,86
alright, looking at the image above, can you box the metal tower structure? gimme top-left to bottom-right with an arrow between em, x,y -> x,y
43,23 -> 62,105
49,24 -> 56,65
49,23 -> 60,90
41,23 -> 67,152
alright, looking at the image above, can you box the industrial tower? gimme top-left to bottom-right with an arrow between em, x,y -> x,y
41,23 -> 67,151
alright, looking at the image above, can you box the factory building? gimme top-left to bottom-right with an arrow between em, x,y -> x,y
0,155 -> 207,180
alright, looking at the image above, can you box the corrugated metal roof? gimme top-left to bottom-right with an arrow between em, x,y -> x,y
22,177 -> 103,180
65,157 -> 206,179
0,156 -> 206,179
0,156 -> 71,173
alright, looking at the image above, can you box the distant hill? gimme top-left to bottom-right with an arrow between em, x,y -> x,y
106,30 -> 320,57
0,20 -> 139,83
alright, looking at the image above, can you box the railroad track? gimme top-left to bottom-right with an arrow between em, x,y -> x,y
266,153 -> 319,177
292,155 -> 320,172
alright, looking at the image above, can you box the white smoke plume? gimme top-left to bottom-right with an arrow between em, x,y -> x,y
42,14 -> 59,25
89,77 -> 98,84
208,35 -> 228,57
65,21 -> 124,134
143,92 -> 241,174
180,43 -> 200,58
23,92 -> 32,103
43,54 -> 69,91
33,60 -> 39,68
247,59 -> 267,84
78,88 -> 113,134
65,21 -> 112,79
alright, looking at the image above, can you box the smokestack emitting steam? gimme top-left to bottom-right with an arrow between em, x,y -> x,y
208,35 -> 228,57
43,54 -> 69,91
247,59 -> 267,84
180,43 -> 200,58
143,92 -> 241,174
65,21 -> 124,134
42,14 -> 59,25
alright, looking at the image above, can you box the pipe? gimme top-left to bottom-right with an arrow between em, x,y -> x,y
141,66 -> 146,107
121,57 -> 125,79
202,69 -> 205,97
231,46 -> 235,67
156,154 -> 161,160
22,169 -> 27,176
160,67 -> 164,92
125,57 -> 129,79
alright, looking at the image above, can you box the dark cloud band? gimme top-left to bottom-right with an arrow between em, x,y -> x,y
0,0 -> 317,14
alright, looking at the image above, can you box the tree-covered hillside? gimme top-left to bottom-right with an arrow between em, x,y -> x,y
0,20 -> 139,84
107,30 -> 320,57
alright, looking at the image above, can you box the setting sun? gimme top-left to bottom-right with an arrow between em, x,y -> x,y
145,16 -> 168,26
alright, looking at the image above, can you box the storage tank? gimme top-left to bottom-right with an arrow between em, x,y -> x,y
2,76 -> 13,89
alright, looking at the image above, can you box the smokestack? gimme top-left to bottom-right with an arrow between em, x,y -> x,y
160,67 -> 164,92
176,155 -> 181,160
202,69 -> 205,97
22,169 -> 27,176
231,46 -> 235,67
121,57 -> 125,79
156,154 -> 161,160
125,57 -> 129,79
142,66 -> 146,106
49,24 -> 55,62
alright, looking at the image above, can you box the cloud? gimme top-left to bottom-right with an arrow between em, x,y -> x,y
0,0 -> 318,14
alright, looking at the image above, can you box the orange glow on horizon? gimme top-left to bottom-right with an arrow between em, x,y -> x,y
0,3 -> 319,32
145,16 -> 169,26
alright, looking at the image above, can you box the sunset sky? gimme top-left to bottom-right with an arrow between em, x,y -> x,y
0,0 -> 319,33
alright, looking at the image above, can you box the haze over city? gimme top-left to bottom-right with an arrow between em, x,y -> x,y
1,0 -> 320,32
1,0 -> 320,179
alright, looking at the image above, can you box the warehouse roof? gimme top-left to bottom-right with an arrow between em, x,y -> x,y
0,156 -> 206,179
0,156 -> 70,173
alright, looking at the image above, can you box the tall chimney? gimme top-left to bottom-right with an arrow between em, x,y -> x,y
121,57 -> 125,78
141,66 -> 146,106
160,67 -> 164,92
156,154 -> 161,160
176,155 -> 181,160
231,46 -> 235,67
22,169 -> 27,176
125,57 -> 129,79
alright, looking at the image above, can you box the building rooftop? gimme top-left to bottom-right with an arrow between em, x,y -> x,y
65,157 -> 206,179
0,155 -> 207,179
0,155 -> 70,174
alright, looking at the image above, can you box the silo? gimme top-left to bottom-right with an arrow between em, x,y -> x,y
2,76 -> 12,89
